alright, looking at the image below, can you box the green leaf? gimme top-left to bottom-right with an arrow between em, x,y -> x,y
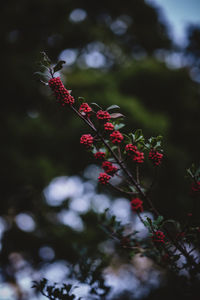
144,143 -> 151,149
34,71 -> 47,79
91,102 -> 102,110
78,97 -> 85,102
114,123 -> 125,130
111,145 -> 118,151
133,129 -> 145,143
143,220 -> 150,228
129,133 -> 135,143
40,51 -> 51,67
186,168 -> 194,178
106,104 -> 120,111
129,185 -> 137,193
134,129 -> 143,140
146,217 -> 152,225
156,135 -> 163,141
110,113 -> 124,119
162,219 -> 181,230
153,216 -> 164,226
53,60 -> 66,73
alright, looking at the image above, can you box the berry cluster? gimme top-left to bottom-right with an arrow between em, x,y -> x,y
125,144 -> 144,163
104,122 -> 114,131
149,149 -> 163,166
152,230 -> 165,244
125,144 -> 138,155
48,77 -> 74,105
102,161 -> 118,175
98,173 -> 111,184
94,151 -> 106,160
80,134 -> 93,148
130,198 -> 143,212
79,103 -> 92,114
191,180 -> 200,196
133,151 -> 144,163
110,130 -> 124,144
96,110 -> 110,121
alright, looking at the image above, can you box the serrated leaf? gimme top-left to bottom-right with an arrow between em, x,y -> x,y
53,60 -> 66,73
110,113 -> 124,119
106,104 -> 120,111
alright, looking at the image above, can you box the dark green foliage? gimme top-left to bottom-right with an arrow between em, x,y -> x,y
33,279 -> 77,299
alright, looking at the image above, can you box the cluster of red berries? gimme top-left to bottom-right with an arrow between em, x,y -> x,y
98,173 -> 111,184
104,122 -> 114,131
149,149 -> 163,166
191,180 -> 200,196
133,152 -> 144,163
125,144 -> 144,163
130,198 -> 143,212
79,103 -> 92,114
80,134 -> 93,147
125,144 -> 137,155
96,110 -> 110,121
152,230 -> 165,244
94,151 -> 106,160
48,77 -> 75,105
110,130 -> 124,144
102,161 -> 118,175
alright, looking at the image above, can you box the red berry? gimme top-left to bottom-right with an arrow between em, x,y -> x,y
102,161 -> 118,176
110,131 -> 123,144
98,173 -> 111,184
48,77 -> 75,106
94,151 -> 106,160
125,144 -> 138,156
152,230 -> 165,243
130,198 -> 143,212
149,149 -> 163,166
80,134 -> 93,147
96,110 -> 110,121
191,181 -> 200,196
79,103 -> 92,114
133,151 -> 144,164
125,144 -> 144,163
104,122 -> 114,131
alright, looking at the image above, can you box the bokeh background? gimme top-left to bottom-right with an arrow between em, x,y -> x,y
1,0 -> 200,299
